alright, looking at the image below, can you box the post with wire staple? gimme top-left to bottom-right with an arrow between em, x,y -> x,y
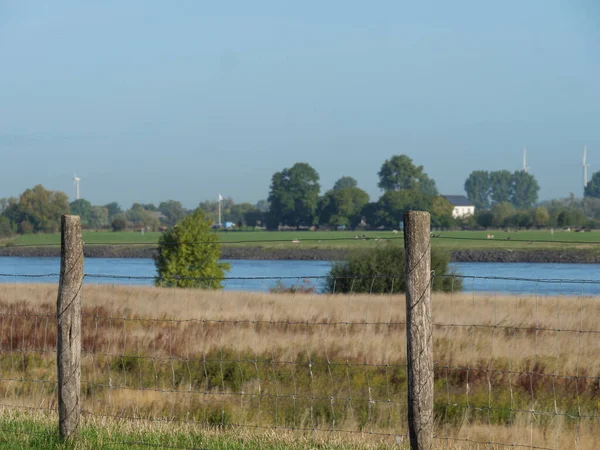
57,215 -> 83,438
403,211 -> 433,449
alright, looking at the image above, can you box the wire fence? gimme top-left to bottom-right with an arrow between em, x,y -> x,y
1,273 -> 599,448
0,224 -> 599,448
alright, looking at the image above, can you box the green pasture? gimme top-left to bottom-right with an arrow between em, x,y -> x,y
5,229 -> 600,251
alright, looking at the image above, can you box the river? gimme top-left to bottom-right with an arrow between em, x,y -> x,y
0,257 -> 599,295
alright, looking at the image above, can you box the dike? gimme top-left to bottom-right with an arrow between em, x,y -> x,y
0,246 -> 598,263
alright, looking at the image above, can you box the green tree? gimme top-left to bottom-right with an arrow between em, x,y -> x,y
356,202 -> 380,228
583,197 -> 600,219
332,176 -> 358,191
267,162 -> 320,229
111,215 -> 127,232
141,203 -> 158,212
104,202 -> 122,220
464,170 -> 490,209
229,203 -> 259,227
70,199 -> 93,225
198,197 -> 234,224
5,185 -> 70,233
491,202 -> 515,227
318,187 -> 369,227
256,200 -> 270,213
377,155 -> 438,195
511,171 -> 539,208
534,206 -> 550,228
0,217 -> 14,238
127,203 -> 160,230
158,200 -> 188,227
489,170 -> 513,204
89,206 -> 109,229
584,172 -> 600,198
154,210 -> 230,288
375,189 -> 432,228
430,196 -> 455,228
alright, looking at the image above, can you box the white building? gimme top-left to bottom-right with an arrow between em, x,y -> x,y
443,195 -> 475,219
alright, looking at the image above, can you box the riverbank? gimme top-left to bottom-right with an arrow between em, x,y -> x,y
1,245 -> 600,263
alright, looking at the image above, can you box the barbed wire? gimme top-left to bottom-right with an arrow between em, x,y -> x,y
0,270 -> 599,447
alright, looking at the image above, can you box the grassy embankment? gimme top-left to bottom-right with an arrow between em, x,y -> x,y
0,284 -> 596,448
5,229 -> 600,251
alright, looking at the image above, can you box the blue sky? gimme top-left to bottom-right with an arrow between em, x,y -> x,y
1,1 -> 599,208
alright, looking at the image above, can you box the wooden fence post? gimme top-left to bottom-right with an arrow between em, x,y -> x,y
57,215 -> 83,438
403,211 -> 433,449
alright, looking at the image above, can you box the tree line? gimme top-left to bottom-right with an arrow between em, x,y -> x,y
5,155 -> 600,238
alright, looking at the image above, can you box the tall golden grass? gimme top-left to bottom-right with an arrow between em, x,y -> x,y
0,283 -> 597,448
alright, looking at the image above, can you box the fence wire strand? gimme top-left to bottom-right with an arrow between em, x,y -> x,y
0,265 -> 600,448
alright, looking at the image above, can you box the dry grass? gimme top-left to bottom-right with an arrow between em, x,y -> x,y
0,283 -> 598,448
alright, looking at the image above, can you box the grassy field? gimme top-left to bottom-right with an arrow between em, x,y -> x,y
5,229 -> 600,251
0,284 -> 596,448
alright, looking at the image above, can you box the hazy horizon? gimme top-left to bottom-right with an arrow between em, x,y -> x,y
1,1 -> 599,209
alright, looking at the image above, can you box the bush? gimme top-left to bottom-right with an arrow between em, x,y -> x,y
154,209 -> 230,289
111,216 -> 127,232
0,217 -> 13,238
327,243 -> 462,294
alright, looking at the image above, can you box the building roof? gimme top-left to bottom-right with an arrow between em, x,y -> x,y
443,195 -> 474,207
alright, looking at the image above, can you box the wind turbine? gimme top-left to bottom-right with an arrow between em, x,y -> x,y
73,174 -> 81,200
522,147 -> 530,173
583,146 -> 591,189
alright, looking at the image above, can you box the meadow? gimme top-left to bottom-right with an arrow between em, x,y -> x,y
5,228 -> 600,251
0,283 -> 597,448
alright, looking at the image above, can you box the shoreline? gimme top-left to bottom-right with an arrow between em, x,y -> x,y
0,245 -> 599,263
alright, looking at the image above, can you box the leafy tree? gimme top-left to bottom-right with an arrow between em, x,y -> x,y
0,217 -> 14,238
377,155 -> 438,195
491,202 -> 515,227
256,200 -> 270,213
328,244 -> 461,294
534,206 -> 550,228
356,202 -> 380,228
583,197 -> 600,219
127,203 -> 160,229
198,197 -> 234,224
158,200 -> 188,227
104,202 -> 122,220
154,209 -> 230,289
464,170 -> 491,209
430,196 -> 455,228
89,206 -> 109,229
70,199 -> 93,225
375,189 -> 432,228
111,216 -> 127,232
267,162 -> 320,229
418,175 -> 439,197
511,171 -> 539,208
489,170 -> 513,204
229,203 -> 259,227
584,172 -> 600,198
243,209 -> 264,227
318,187 -> 369,227
332,176 -> 358,191
476,211 -> 494,228
141,203 -> 158,212
4,185 -> 70,233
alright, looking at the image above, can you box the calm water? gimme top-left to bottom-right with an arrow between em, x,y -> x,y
0,257 -> 599,295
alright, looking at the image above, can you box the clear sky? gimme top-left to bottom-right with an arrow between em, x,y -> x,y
1,1 -> 599,208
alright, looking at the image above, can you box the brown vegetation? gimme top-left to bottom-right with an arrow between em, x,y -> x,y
0,283 -> 598,448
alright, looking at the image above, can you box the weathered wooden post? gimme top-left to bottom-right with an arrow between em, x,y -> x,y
57,215 -> 83,438
403,211 -> 433,449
